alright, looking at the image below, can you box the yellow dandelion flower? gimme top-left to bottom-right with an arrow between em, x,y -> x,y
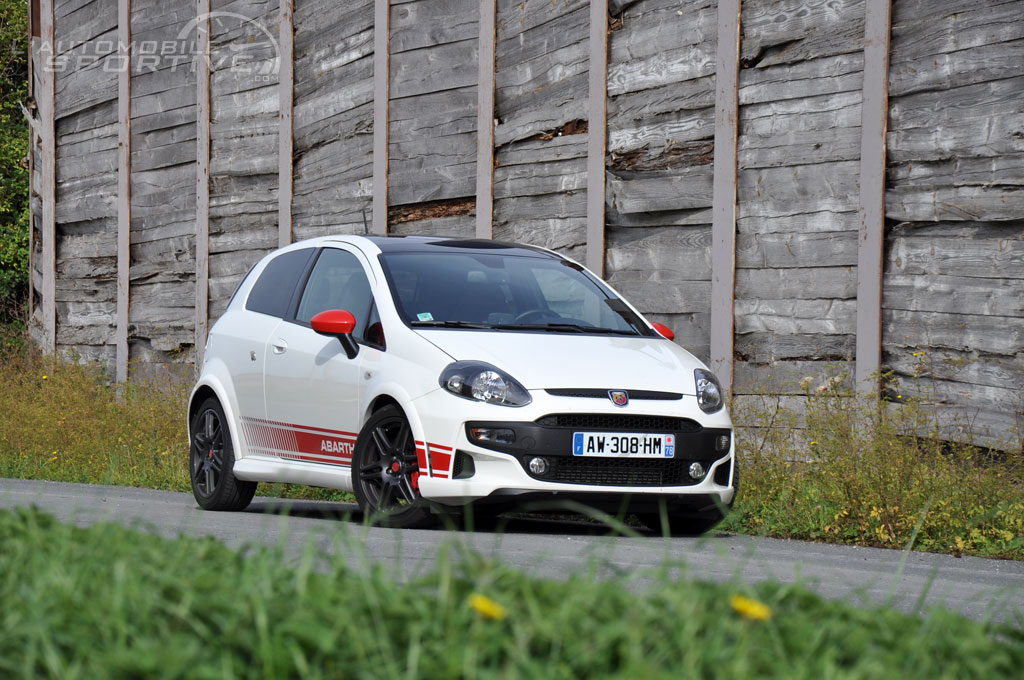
730,594 -> 772,621
469,593 -> 508,621
42,375 -> 48,380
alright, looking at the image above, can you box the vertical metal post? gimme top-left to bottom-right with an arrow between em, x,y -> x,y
39,0 -> 56,354
116,0 -> 131,382
278,0 -> 294,248
475,0 -> 496,240
585,0 -> 608,275
372,0 -> 390,235
855,0 -> 893,393
195,2 -> 211,368
709,0 -> 741,390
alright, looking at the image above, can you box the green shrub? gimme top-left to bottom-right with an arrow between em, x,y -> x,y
725,375 -> 1024,559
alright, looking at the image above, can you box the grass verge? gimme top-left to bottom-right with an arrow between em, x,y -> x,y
2,506 -> 1021,679
722,379 -> 1024,559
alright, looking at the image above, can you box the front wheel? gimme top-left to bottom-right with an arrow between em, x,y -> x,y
189,397 -> 256,511
352,405 -> 433,528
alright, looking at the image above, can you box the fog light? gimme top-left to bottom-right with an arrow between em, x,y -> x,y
689,462 -> 706,480
715,434 -> 731,452
528,457 -> 549,476
470,427 -> 516,445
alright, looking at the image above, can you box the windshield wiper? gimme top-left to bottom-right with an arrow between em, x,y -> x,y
491,323 -> 638,335
410,320 -> 492,329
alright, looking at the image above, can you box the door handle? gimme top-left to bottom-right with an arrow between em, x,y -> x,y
271,340 -> 288,355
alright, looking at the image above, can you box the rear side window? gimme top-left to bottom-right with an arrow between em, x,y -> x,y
245,248 -> 315,318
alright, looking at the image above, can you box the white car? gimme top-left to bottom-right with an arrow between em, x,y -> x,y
188,235 -> 736,533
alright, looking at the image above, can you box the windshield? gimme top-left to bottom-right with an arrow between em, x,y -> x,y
378,251 -> 651,336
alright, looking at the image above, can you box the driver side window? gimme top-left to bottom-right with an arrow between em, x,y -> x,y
296,249 -> 374,340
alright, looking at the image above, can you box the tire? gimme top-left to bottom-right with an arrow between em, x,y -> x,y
352,405 -> 434,529
189,397 -> 256,511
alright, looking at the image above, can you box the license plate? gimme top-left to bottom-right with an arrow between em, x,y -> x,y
572,432 -> 675,458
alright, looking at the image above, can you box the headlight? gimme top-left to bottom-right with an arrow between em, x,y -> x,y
440,361 -> 532,407
694,368 -> 723,414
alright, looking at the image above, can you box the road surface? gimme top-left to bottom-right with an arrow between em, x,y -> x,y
2,478 -> 1021,624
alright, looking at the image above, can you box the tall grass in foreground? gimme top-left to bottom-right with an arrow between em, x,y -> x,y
1,339 -> 1022,557
1,507 -> 1021,679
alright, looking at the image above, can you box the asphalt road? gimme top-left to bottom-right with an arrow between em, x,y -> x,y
2,478 -> 1021,625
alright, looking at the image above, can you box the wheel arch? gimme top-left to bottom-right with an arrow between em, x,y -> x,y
188,371 -> 246,461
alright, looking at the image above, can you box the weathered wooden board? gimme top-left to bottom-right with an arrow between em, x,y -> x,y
737,231 -> 858,269
734,360 -> 854,395
741,0 -> 865,66
389,84 -> 478,205
604,225 -> 712,281
390,215 -> 476,238
739,53 -> 864,105
885,223 -> 1024,279
735,299 -> 857,336
883,309 -> 1022,356
884,347 -> 1024,393
607,166 -> 713,213
736,267 -> 858,300
735,332 -> 856,363
494,0 -> 589,146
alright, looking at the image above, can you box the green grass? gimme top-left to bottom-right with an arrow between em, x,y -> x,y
1,337 -> 1021,558
722,379 -> 1024,559
1,506 -> 1021,679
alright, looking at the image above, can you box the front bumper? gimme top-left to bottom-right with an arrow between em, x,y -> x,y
411,389 -> 736,507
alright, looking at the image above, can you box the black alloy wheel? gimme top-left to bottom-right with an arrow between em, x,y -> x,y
353,405 -> 433,528
189,397 -> 256,511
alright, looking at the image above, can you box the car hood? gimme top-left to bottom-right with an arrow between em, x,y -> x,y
414,330 -> 707,394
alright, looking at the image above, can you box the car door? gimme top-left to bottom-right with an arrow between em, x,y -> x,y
218,247 -> 317,425
261,246 -> 380,469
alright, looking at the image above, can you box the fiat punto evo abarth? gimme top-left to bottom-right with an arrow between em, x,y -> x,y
188,236 -> 736,532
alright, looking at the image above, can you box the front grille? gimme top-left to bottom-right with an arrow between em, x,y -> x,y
545,389 -> 682,400
536,414 -> 702,433
521,456 -> 695,487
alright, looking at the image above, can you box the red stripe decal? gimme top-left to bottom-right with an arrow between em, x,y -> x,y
240,416 -> 355,466
428,443 -> 452,476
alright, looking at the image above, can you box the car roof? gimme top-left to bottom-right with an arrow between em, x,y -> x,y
312,234 -> 560,258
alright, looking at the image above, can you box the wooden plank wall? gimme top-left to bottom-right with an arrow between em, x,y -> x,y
387,0 -> 478,223
206,0 -> 282,322
732,0 -> 866,407
603,0 -> 718,363
31,0 -> 1024,448
491,0 -> 591,262
292,0 -> 375,240
128,0 -> 199,370
51,0 -> 119,366
882,0 -> 1024,446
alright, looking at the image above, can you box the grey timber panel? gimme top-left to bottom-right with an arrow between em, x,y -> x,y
387,0 -> 479,207
128,0 -> 199,366
207,0 -> 281,322
733,0 -> 865,392
292,0 -> 374,239
882,1 -> 1024,449
494,0 -> 589,147
604,0 -> 719,360
53,1 -> 119,363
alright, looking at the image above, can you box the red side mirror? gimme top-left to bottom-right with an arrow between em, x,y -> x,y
651,322 -> 675,341
311,309 -> 356,336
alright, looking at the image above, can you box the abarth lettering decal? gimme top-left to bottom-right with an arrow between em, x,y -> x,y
240,416 -> 357,467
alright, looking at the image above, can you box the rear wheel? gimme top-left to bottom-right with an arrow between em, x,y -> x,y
353,405 -> 433,528
189,397 -> 256,511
